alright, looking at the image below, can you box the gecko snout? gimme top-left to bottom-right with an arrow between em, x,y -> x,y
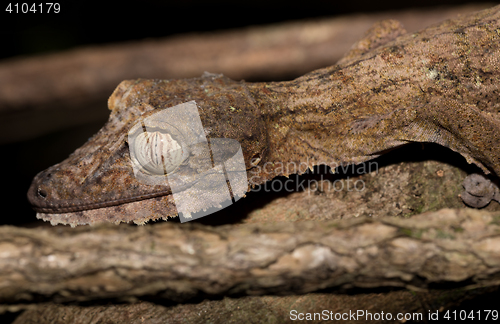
27,169 -> 73,213
27,171 -> 52,211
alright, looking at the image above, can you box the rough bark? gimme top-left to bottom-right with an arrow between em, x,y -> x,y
1,208 -> 500,307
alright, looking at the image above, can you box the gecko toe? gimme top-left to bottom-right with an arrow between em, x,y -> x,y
460,190 -> 492,208
461,173 -> 496,208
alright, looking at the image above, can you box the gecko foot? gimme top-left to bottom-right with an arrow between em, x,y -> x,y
461,173 -> 500,208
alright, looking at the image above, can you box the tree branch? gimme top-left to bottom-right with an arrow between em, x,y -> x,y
1,208 -> 499,305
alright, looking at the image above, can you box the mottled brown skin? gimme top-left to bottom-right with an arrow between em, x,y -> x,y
28,6 -> 500,226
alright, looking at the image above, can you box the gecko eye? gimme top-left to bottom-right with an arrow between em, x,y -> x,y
131,130 -> 187,175
127,101 -> 202,178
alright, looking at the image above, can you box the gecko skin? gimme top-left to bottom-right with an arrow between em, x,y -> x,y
28,6 -> 500,226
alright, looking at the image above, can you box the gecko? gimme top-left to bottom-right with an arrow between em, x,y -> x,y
28,5 -> 500,226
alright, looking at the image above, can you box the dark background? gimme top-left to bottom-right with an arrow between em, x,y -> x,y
0,0 -> 486,60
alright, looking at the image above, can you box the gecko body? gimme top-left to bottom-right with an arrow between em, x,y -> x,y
29,6 -> 500,225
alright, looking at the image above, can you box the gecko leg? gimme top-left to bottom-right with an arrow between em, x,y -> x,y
417,99 -> 500,176
407,99 -> 500,208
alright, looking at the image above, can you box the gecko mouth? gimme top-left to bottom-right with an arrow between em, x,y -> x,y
26,156 -> 180,214
27,174 -> 173,214
27,141 -> 246,215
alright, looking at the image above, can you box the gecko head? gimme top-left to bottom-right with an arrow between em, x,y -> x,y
28,74 -> 267,220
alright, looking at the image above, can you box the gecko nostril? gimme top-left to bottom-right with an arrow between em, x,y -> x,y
38,188 -> 48,198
